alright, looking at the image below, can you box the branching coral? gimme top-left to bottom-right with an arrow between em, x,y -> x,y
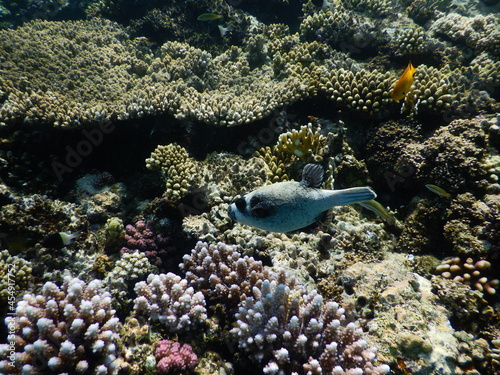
146,144 -> 199,201
133,273 -> 207,332
0,276 -> 124,374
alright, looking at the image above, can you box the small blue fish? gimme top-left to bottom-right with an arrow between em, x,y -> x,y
425,184 -> 451,198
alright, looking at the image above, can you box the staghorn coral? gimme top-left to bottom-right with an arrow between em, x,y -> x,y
133,272 -> 207,332
146,144 -> 199,201
435,257 -> 499,295
155,339 -> 197,374
0,276 -> 124,374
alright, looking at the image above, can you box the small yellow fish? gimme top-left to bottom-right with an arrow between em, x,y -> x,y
392,61 -> 417,101
358,200 -> 396,225
197,13 -> 223,21
425,184 -> 451,198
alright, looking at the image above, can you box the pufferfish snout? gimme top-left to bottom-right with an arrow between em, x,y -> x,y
227,163 -> 376,233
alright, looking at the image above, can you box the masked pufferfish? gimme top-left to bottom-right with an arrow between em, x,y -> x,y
227,163 -> 377,232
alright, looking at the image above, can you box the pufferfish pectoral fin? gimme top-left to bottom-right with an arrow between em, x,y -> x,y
251,199 -> 276,218
300,163 -> 324,188
315,208 -> 334,228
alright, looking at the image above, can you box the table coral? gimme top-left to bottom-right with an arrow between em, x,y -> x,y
0,14 -> 497,128
0,276 -> 124,374
430,13 -> 500,55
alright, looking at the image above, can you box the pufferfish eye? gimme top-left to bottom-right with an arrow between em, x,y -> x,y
234,197 -> 246,212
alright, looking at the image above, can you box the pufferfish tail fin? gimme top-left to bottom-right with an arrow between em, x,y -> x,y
328,187 -> 377,207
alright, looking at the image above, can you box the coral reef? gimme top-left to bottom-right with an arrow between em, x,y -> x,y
0,194 -> 87,250
430,13 -> 500,56
180,241 -> 302,307
134,273 -> 207,332
0,276 -> 124,374
231,279 -> 391,374
104,217 -> 125,250
338,253 -> 481,374
146,144 -> 199,201
179,241 -> 389,373
1,13 -> 498,128
0,250 -> 32,305
435,257 -> 499,295
155,339 -> 197,374
121,220 -> 174,271
1,1 -> 499,374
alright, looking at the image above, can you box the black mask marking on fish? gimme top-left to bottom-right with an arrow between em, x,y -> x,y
227,163 -> 376,233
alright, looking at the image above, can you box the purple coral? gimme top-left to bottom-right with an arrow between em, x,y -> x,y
232,280 -> 390,375
180,241 -> 302,306
0,276 -> 122,374
180,241 -> 390,374
133,272 -> 207,332
155,339 -> 197,374
121,220 -> 175,271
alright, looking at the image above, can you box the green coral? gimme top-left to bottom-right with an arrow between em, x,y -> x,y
104,216 -> 125,249
146,144 -> 199,201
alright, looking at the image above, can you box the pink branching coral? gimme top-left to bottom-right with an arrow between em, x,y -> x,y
121,220 -> 175,271
180,241 -> 302,307
180,241 -> 390,374
155,339 -> 197,374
